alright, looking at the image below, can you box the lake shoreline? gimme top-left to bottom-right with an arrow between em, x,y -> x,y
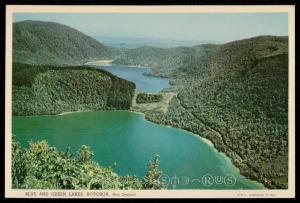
84,59 -> 113,66
13,109 -> 264,189
58,110 -> 85,115
84,59 -> 152,69
11,59 -> 266,188
44,108 -> 265,189
141,111 -> 266,189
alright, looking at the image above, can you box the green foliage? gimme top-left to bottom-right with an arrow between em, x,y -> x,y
12,21 -> 288,189
106,75 -> 136,109
13,20 -> 118,65
113,44 -> 217,77
136,93 -> 163,104
76,145 -> 94,163
144,36 -> 288,189
12,138 -> 163,189
12,63 -> 52,87
142,155 -> 163,189
12,135 -> 27,188
12,63 -> 135,115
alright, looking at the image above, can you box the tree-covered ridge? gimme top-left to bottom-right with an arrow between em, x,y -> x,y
12,63 -> 135,115
13,20 -> 118,65
143,36 -> 288,189
12,137 -> 163,189
113,44 -> 218,77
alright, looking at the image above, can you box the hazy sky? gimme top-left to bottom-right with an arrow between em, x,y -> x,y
13,13 -> 288,43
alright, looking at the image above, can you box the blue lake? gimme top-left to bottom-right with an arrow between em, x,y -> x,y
96,65 -> 170,93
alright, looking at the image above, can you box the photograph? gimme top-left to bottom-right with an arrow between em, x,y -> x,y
5,5 -> 295,198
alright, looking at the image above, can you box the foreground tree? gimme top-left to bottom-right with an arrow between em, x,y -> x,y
12,137 -> 163,189
143,155 -> 163,189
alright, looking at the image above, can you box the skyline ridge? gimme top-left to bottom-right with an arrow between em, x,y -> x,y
13,12 -> 288,43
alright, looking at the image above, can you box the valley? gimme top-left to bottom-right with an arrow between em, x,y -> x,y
114,36 -> 288,189
11,20 -> 289,189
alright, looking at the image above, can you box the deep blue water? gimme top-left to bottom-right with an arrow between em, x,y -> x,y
96,65 -> 170,93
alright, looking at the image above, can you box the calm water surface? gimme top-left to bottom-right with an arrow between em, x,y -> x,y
13,111 -> 264,189
96,65 -> 170,93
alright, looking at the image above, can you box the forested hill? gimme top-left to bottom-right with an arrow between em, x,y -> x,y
143,35 -> 289,189
13,20 -> 117,65
113,44 -> 218,77
113,36 -> 287,80
12,63 -> 135,116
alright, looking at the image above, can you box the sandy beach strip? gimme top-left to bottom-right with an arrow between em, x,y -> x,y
85,59 -> 113,66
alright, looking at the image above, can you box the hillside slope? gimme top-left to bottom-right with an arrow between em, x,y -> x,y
13,20 -> 116,65
12,63 -> 135,116
144,36 -> 289,189
113,44 -> 218,77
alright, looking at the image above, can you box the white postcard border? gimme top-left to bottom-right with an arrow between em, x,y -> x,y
5,5 -> 295,198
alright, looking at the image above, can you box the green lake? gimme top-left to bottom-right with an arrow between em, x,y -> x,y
13,110 -> 264,189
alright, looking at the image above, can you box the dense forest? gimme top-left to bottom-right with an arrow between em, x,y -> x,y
13,20 -> 118,65
12,137 -> 162,189
11,20 -> 289,189
117,36 -> 289,189
136,93 -> 163,104
113,44 -> 218,77
12,63 -> 135,115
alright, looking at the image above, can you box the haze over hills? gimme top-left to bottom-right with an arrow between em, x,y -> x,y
12,20 -> 289,189
93,35 -> 218,49
13,20 -> 117,65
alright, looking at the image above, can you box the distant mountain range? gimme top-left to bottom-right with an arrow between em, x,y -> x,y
93,35 -> 219,49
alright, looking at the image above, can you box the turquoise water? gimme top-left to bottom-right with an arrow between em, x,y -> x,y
13,111 -> 264,189
96,65 -> 170,93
